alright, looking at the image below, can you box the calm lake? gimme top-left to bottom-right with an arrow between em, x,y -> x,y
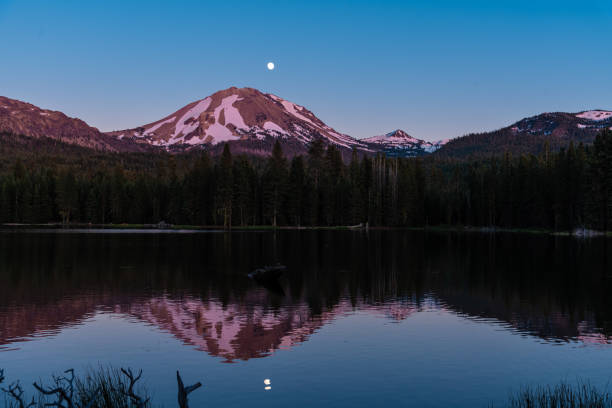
0,230 -> 611,407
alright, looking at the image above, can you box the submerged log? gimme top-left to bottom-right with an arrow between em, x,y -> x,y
248,264 -> 286,283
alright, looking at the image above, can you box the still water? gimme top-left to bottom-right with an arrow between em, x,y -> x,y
0,230 -> 611,407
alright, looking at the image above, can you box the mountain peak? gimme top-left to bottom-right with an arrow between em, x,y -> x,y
386,129 -> 415,139
362,129 -> 444,157
107,86 -> 367,152
363,129 -> 417,143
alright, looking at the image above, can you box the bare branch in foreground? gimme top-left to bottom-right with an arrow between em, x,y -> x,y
177,371 -> 202,408
2,380 -> 36,408
33,368 -> 99,408
120,368 -> 150,408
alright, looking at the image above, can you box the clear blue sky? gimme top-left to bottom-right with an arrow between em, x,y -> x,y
1,0 -> 611,141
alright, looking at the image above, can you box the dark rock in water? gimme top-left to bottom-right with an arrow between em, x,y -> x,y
257,279 -> 286,297
248,265 -> 286,282
156,221 -> 171,229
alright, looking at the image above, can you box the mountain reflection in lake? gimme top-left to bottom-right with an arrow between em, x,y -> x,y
0,231 -> 611,407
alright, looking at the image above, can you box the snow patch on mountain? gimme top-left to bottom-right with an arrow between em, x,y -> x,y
576,110 -> 612,121
263,121 -> 286,134
205,122 -> 236,143
214,95 -> 247,130
172,98 -> 212,138
280,100 -> 317,128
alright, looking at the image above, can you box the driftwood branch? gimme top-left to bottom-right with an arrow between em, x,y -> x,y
3,367 -> 208,408
177,371 -> 202,408
33,368 -> 98,408
59,368 -> 75,404
2,380 -> 36,408
33,381 -> 73,408
120,368 -> 150,408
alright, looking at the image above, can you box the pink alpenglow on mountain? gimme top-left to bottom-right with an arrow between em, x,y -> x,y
362,129 -> 447,156
107,87 -> 370,152
0,96 -> 146,152
0,88 -> 450,158
575,110 -> 612,121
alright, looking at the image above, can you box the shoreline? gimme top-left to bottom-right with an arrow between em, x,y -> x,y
1,223 -> 610,237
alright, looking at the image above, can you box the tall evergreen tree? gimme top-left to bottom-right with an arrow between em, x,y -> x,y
589,130 -> 612,230
216,143 -> 234,228
56,170 -> 78,224
262,140 -> 288,227
288,156 -> 306,226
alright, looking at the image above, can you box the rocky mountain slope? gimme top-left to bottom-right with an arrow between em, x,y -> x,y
0,96 -> 149,152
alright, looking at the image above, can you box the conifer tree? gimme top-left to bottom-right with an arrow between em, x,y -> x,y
216,143 -> 234,228
262,140 -> 288,227
56,170 -> 78,224
288,156 -> 306,226
589,129 -> 612,230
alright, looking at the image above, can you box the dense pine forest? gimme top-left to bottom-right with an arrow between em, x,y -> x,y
0,130 -> 611,231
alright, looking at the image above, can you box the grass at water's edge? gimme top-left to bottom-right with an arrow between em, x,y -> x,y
0,366 -> 200,408
0,223 -> 357,231
492,382 -> 612,408
1,223 -> 610,236
409,225 -> 612,237
1,366 -> 152,408
3,367 -> 612,408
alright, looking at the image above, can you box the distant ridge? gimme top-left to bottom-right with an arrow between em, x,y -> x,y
362,129 -> 447,157
0,96 -> 150,152
436,110 -> 612,158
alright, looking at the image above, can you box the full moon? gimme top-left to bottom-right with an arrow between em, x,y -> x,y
267,62 -> 275,70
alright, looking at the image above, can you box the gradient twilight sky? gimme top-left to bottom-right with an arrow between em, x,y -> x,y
0,0 -> 611,141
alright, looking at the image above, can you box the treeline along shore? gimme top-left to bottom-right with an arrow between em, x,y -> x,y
0,130 -> 611,232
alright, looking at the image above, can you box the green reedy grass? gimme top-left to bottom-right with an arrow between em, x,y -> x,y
494,382 -> 612,408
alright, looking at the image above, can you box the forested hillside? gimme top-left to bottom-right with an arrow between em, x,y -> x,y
1,130 -> 611,231
436,111 -> 612,158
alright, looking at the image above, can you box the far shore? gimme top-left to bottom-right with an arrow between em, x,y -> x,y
1,223 -> 610,237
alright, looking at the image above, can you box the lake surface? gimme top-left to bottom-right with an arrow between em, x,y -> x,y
0,230 -> 611,407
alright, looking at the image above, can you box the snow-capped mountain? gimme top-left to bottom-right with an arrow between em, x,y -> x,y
362,129 -> 448,157
0,96 -> 147,152
6,87 -> 609,159
107,87 -> 371,155
510,110 -> 612,136
437,110 -> 612,158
